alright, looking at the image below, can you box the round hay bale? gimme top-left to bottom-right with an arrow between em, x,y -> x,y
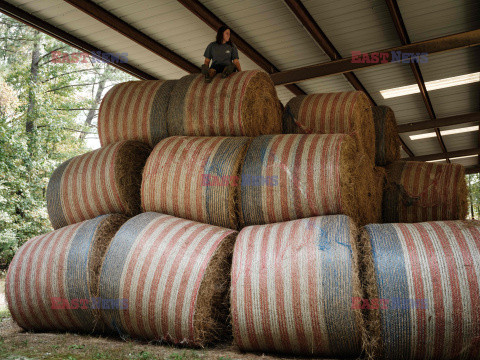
141,136 -> 250,229
98,212 -> 237,346
231,215 -> 364,357
372,106 -> 400,166
240,133 -> 371,226
383,161 -> 468,223
98,80 -> 176,147
283,91 -> 375,163
167,71 -> 282,136
47,141 -> 151,230
360,220 -> 480,360
5,214 -> 127,333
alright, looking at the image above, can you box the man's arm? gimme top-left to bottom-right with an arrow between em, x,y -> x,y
204,58 -> 211,66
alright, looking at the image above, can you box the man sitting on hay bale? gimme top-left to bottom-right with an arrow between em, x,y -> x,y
202,25 -> 242,83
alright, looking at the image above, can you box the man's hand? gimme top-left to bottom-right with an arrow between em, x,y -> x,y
233,59 -> 241,72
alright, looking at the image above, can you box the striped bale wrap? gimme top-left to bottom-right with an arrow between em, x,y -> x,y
5,214 -> 127,332
372,106 -> 400,166
383,161 -> 468,223
98,80 -> 176,147
98,212 -> 237,345
141,136 -> 250,229
240,133 -> 370,226
283,91 -> 375,163
167,71 -> 282,136
47,141 -> 151,229
361,221 -> 480,360
231,215 -> 364,357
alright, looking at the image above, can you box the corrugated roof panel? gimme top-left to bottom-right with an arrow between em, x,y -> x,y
352,62 -> 430,122
451,156 -> 478,167
442,131 -> 477,152
418,48 -> 480,118
397,0 -> 480,42
402,135 -> 443,156
301,0 -> 401,56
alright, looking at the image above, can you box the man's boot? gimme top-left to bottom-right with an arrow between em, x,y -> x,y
201,64 -> 211,83
222,63 -> 236,78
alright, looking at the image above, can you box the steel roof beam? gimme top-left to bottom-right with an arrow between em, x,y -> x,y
385,0 -> 449,162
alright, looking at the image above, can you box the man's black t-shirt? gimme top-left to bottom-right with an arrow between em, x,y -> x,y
203,42 -> 239,66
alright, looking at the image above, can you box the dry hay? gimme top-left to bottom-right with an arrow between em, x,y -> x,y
167,71 -> 282,137
383,161 -> 468,223
97,212 -> 237,346
283,91 -> 375,164
97,80 -> 176,147
141,136 -> 251,230
47,141 -> 151,229
239,133 -> 373,226
359,221 -> 480,360
372,106 -> 400,166
5,214 -> 127,333
231,215 -> 364,357
355,155 -> 384,225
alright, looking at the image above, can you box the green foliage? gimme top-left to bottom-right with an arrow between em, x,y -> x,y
467,174 -> 480,219
0,14 -> 135,268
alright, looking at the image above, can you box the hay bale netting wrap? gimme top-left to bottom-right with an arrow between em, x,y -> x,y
283,91 -> 375,162
98,212 -> 237,346
383,161 -> 468,223
360,221 -> 480,360
47,141 -> 151,229
231,215 -> 364,356
240,133 -> 371,226
141,136 -> 250,229
167,71 -> 282,136
372,106 -> 400,166
97,80 -> 176,147
5,214 -> 127,333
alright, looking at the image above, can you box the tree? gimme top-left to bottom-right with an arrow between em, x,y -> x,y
0,14 -> 135,268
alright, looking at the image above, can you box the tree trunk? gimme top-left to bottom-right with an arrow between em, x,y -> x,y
26,30 -> 40,135
81,70 -> 107,140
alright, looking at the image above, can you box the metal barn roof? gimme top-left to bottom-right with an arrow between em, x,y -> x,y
1,0 -> 479,171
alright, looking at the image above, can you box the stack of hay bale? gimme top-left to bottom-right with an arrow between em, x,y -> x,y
6,69 -> 477,360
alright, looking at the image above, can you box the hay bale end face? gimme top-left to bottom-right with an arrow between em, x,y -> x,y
372,106 -> 400,166
167,71 -> 282,137
47,141 -> 151,230
5,214 -> 128,333
231,215 -> 364,357
98,212 -> 237,346
240,133 -> 371,226
383,161 -> 468,223
98,80 -> 176,147
361,221 -> 480,360
141,136 -> 250,229
283,91 -> 375,163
